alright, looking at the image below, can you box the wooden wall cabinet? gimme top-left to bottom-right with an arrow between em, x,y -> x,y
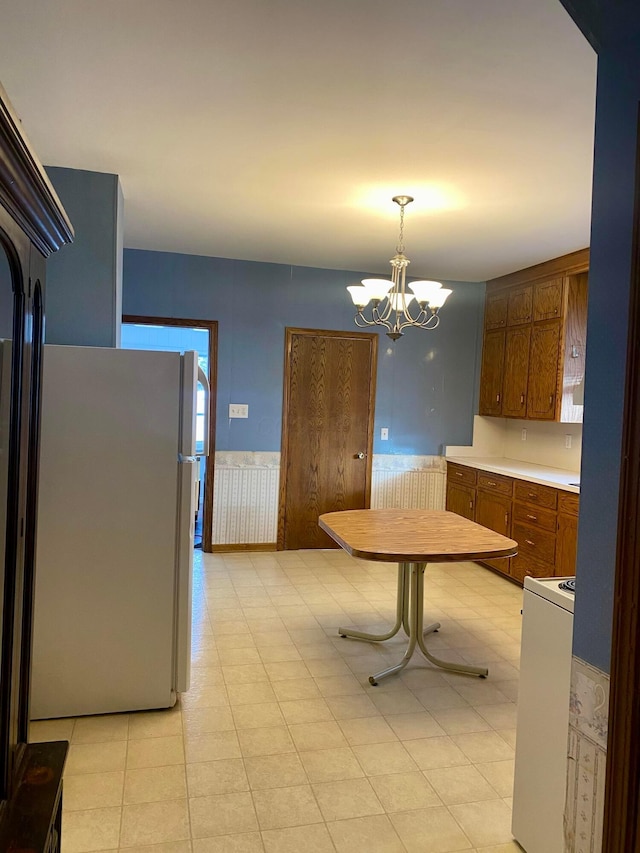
478,251 -> 589,423
446,462 -> 579,584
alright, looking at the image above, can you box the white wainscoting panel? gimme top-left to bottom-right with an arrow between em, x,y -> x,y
212,453 -> 446,546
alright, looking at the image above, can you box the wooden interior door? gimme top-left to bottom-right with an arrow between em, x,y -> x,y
278,328 -> 377,550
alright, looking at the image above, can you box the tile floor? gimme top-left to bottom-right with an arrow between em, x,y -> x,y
31,548 -> 527,853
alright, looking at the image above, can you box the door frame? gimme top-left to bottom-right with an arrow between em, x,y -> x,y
123,315 -> 218,554
277,327 -> 377,550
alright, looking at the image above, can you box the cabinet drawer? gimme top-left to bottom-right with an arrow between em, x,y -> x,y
533,278 -> 564,321
477,472 -> 513,497
513,502 -> 556,532
514,480 -> 558,510
558,491 -> 579,516
512,522 -> 556,566
447,463 -> 477,487
507,285 -> 533,326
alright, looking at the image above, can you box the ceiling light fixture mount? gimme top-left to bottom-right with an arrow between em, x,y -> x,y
347,195 -> 451,340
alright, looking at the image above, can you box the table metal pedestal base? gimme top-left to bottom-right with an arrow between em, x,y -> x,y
338,562 -> 488,685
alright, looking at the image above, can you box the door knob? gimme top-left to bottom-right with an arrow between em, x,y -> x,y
355,452 -> 366,459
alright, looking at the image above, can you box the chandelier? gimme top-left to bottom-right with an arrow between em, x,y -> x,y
347,195 -> 452,341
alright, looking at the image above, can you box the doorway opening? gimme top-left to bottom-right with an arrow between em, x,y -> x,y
122,316 -> 217,552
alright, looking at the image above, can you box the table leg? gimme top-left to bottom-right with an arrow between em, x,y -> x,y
338,563 -> 410,642
368,563 -> 488,685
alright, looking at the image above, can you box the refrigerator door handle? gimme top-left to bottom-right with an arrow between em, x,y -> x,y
198,366 -> 211,458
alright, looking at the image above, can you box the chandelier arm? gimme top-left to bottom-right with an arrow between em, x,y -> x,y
397,310 -> 440,332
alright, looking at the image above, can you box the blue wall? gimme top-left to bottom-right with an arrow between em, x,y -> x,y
559,0 -> 640,672
44,167 -> 122,347
123,249 -> 485,456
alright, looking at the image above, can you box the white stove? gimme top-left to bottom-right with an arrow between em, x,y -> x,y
513,575 -> 575,852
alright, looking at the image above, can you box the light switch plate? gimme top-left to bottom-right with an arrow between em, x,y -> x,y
381,428 -> 389,440
229,404 -> 249,419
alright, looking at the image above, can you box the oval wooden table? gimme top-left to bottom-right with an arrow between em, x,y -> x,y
318,509 -> 518,685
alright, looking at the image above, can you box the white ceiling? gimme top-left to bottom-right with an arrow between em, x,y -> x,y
0,0 -> 596,281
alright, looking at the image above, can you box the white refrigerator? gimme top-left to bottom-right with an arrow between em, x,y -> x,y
30,344 -> 210,719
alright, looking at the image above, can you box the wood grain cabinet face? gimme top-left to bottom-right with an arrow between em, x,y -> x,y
445,482 -> 476,521
501,326 -> 531,418
526,321 -> 562,420
485,292 -> 509,330
533,278 -> 564,321
507,285 -> 533,326
475,486 -> 513,575
478,330 -> 505,416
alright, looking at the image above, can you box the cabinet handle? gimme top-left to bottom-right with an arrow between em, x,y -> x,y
455,471 -> 463,477
549,395 -> 554,406
528,493 -> 537,499
526,514 -> 537,521
554,308 -> 558,314
487,481 -> 497,486
505,512 -> 509,525
469,500 -> 474,510
520,394 -> 525,405
496,393 -> 501,403
525,539 -> 536,547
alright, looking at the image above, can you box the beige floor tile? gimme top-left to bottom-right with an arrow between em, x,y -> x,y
128,709 -> 182,740
121,842 -> 192,853
495,728 -> 517,749
232,702 -> 284,729
65,741 -> 127,775
314,674 -> 364,697
403,736 -> 470,771
261,822 -> 335,853
390,805 -> 473,852
192,833 -> 264,852
123,765 -> 187,804
183,706 -> 236,734
237,725 -> 295,757
181,685 -> 230,710
338,716 -> 398,746
474,843 -> 522,853
312,777 -> 384,821
453,683 -> 511,707
190,791 -> 259,838
305,658 -> 352,678
223,664 -> 269,684
258,644 -> 302,662
431,707 -> 493,735
271,677 -> 321,701
215,635 -> 257,651
62,806 -> 122,853
263,660 -> 310,681
327,814 -> 405,853
288,720 -> 348,751
368,687 -> 425,716
451,732 -> 515,764
71,714 -> 129,744
353,741 -> 418,776
191,666 -> 226,688
448,799 -> 514,848
120,798 -> 190,847
212,620 -> 250,636
413,686 -> 470,712
252,784 -> 323,830
63,770 -> 124,811
30,717 -> 76,743
298,746 -> 365,783
218,646 -> 264,666
325,694 -> 379,720
369,771 -> 442,812
186,758 -> 249,797
425,764 -> 500,805
244,752 -> 308,789
474,703 -> 518,730
279,697 -> 333,724
184,731 -> 241,763
475,760 -> 515,798
227,682 -> 278,706
386,711 -> 446,740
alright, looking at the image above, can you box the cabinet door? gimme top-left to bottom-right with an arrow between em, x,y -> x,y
533,278 -> 564,321
479,330 -> 505,416
527,321 -> 561,420
501,326 -> 531,419
446,482 -> 475,521
475,490 -> 512,576
556,513 -> 578,577
485,292 -> 508,330
507,285 -> 533,326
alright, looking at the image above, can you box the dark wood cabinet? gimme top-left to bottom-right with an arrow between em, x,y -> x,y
0,85 -> 73,848
446,461 -> 579,584
478,252 -> 589,422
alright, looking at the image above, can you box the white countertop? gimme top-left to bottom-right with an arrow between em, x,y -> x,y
445,456 -> 580,493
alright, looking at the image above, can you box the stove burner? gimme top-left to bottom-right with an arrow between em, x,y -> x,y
558,579 -> 576,593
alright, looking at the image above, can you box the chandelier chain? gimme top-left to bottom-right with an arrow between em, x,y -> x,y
396,203 -> 406,255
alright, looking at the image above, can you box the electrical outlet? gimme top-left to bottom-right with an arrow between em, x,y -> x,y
229,404 -> 249,419
380,428 -> 389,440
521,428 -> 527,442
565,434 -> 572,449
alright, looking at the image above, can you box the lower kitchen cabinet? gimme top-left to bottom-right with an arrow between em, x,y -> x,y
446,462 -> 579,584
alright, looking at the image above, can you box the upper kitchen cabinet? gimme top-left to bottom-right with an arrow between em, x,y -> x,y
478,249 -> 589,422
